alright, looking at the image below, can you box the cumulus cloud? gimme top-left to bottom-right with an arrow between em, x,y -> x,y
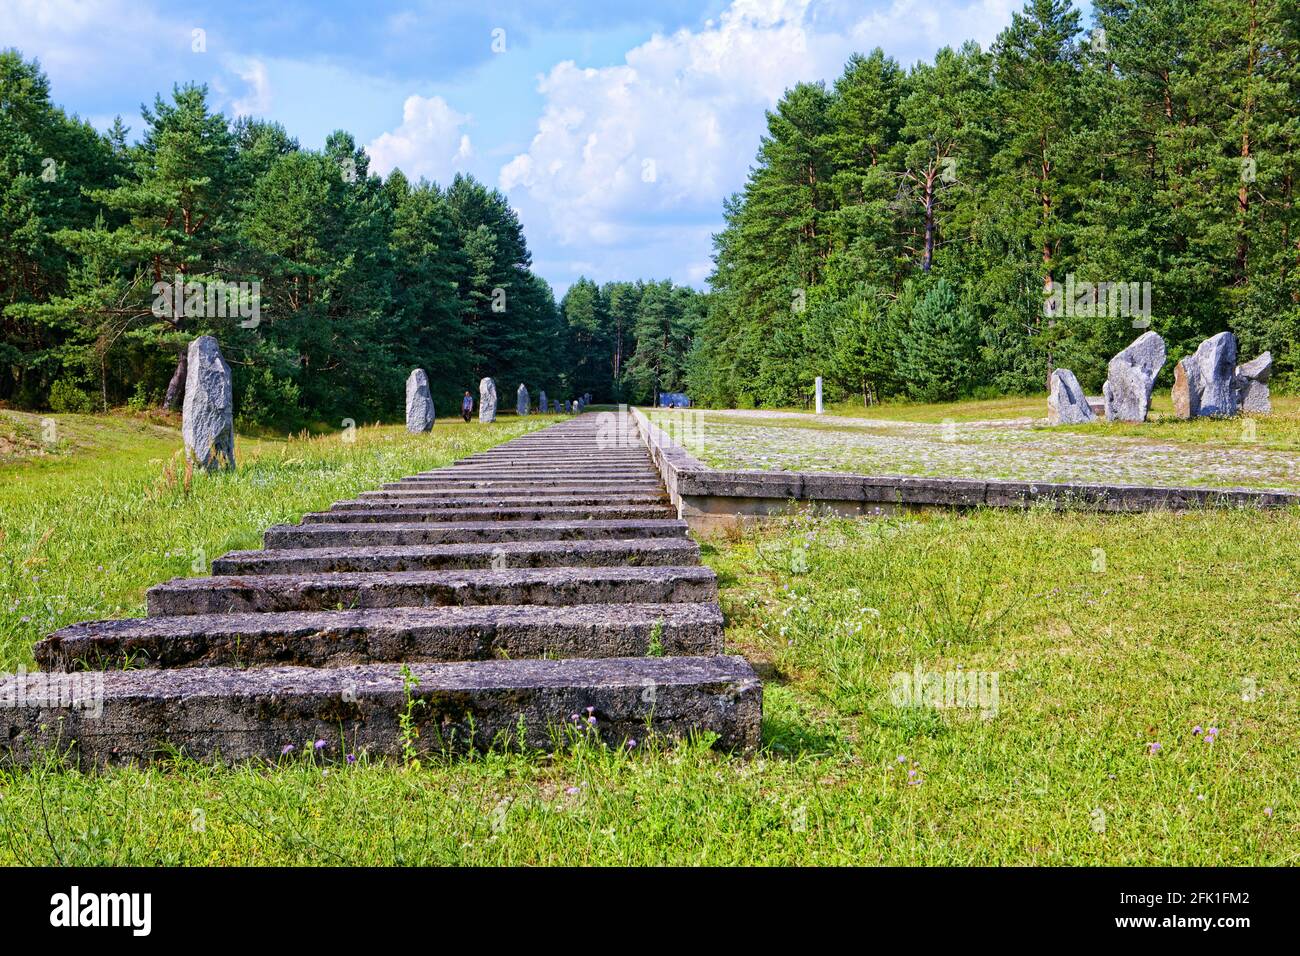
365,94 -> 474,185
229,58 -> 272,116
498,0 -> 1019,260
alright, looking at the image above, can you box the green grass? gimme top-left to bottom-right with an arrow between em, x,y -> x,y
0,411 -> 554,670
1,414 -> 1296,864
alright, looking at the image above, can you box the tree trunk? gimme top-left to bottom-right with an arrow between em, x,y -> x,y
163,351 -> 188,411
922,169 -> 936,272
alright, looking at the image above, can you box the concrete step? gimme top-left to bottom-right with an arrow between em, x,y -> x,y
1,655 -> 761,766
458,453 -> 650,464
265,518 -> 691,548
444,467 -> 659,478
381,479 -> 662,492
146,565 -> 719,615
36,602 -> 725,670
211,537 -> 700,574
340,492 -> 665,508
302,504 -> 677,523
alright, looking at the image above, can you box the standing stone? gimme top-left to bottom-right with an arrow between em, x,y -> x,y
478,377 -> 497,423
1047,368 -> 1096,425
405,369 -> 434,433
538,390 -> 548,414
1233,351 -> 1272,414
1172,331 -> 1237,419
516,383 -> 530,416
181,336 -> 236,471
1103,331 -> 1166,423
564,400 -> 572,413
815,377 -> 824,415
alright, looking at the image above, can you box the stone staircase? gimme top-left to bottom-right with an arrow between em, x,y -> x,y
4,411 -> 761,766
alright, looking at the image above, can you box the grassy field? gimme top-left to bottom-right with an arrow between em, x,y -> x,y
0,410 -> 554,670
0,408 -> 1296,864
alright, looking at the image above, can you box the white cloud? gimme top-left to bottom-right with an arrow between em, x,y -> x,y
498,0 -> 1019,257
365,94 -> 474,185
229,58 -> 272,116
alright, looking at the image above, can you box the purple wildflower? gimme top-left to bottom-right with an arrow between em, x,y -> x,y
1147,742 -> 1162,754
346,753 -> 356,764
281,744 -> 295,756
314,739 -> 327,750
1264,807 -> 1273,817
896,755 -> 906,764
1192,725 -> 1203,735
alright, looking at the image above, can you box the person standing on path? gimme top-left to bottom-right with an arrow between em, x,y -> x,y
461,391 -> 474,422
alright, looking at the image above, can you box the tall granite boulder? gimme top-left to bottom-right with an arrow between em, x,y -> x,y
1172,331 -> 1237,419
1047,368 -> 1096,425
538,390 -> 548,414
182,336 -> 236,471
1234,351 -> 1272,414
478,377 -> 497,423
405,369 -> 434,433
516,383 -> 529,416
1103,331 -> 1166,422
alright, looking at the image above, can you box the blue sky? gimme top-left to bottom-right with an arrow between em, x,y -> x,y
1,0 -> 1089,296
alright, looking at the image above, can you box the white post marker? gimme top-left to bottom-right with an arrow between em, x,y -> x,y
815,376 -> 823,415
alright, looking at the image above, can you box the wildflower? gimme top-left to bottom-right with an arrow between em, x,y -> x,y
587,716 -> 596,726
565,786 -> 580,795
346,753 -> 356,764
896,755 -> 906,764
1264,807 -> 1273,817
281,744 -> 295,756
570,713 -> 580,722
314,739 -> 327,750
1192,725 -> 1202,735
626,739 -> 637,750
1147,742 -> 1162,754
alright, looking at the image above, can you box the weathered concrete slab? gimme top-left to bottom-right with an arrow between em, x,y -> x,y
351,490 -> 665,506
36,603 -> 725,670
211,537 -> 700,574
382,480 -> 662,493
146,565 -> 719,615
1,655 -> 761,767
304,504 -> 677,524
265,518 -> 691,548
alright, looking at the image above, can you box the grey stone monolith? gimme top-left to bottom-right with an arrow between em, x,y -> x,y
1103,331 -> 1166,422
1047,368 -> 1096,425
1172,331 -> 1237,419
1234,351 -> 1272,414
182,336 -> 235,471
405,369 -> 434,433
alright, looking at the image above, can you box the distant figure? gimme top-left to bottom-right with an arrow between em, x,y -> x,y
461,390 -> 473,422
